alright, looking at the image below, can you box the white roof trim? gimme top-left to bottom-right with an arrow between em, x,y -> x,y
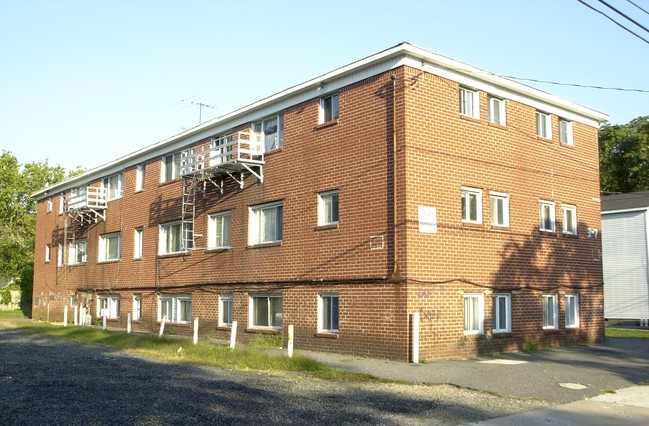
602,207 -> 649,215
33,41 -> 609,199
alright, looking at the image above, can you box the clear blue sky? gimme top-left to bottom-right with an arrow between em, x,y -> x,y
1,0 -> 647,171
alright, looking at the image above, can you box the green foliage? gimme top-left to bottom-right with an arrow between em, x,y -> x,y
605,327 -> 649,339
249,333 -> 285,348
599,116 -> 649,193
521,342 -> 538,352
0,151 -> 82,307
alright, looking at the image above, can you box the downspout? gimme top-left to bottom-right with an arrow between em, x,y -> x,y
390,74 -> 400,281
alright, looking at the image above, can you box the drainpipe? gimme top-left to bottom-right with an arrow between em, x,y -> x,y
390,74 -> 400,281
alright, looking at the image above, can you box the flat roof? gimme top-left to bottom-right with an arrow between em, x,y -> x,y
602,191 -> 649,213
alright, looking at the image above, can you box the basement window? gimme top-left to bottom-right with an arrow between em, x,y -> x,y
250,294 -> 282,329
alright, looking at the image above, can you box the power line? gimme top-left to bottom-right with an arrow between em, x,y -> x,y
501,76 -> 649,93
576,0 -> 649,45
626,0 -> 649,17
597,0 -> 649,34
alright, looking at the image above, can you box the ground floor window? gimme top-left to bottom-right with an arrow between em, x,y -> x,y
219,294 -> 233,326
158,294 -> 192,323
250,294 -> 282,328
543,294 -> 558,329
318,293 -> 339,332
492,293 -> 511,333
97,295 -> 120,319
565,294 -> 579,328
464,293 -> 484,334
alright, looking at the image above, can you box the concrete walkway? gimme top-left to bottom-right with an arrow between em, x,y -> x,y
298,337 -> 649,425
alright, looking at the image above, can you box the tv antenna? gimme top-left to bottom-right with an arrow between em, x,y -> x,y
175,97 -> 217,124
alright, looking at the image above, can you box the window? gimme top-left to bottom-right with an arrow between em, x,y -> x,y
539,200 -> 556,232
98,233 -> 121,262
250,294 -> 282,328
488,96 -> 506,125
318,191 -> 339,226
97,295 -> 120,319
492,294 -> 511,333
135,163 -> 146,192
133,295 -> 142,321
47,197 -> 52,213
134,228 -> 143,259
57,243 -> 63,267
158,294 -> 192,323
461,187 -> 482,224
536,111 -> 551,139
253,114 -> 284,151
68,239 -> 87,265
318,293 -> 339,333
45,244 -> 51,263
219,294 -> 233,327
161,152 -> 182,182
58,194 -> 64,214
464,293 -> 484,334
460,87 -> 479,118
560,119 -> 573,146
490,192 -> 510,227
249,202 -> 283,245
543,294 -> 558,329
159,221 -> 193,254
208,212 -> 231,249
319,93 -> 339,123
562,204 -> 577,235
103,173 -> 124,201
565,294 -> 579,328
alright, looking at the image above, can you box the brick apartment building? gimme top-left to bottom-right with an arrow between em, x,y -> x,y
32,42 -> 608,361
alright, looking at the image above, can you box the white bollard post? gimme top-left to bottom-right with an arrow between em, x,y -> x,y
80,307 -> 86,326
287,324 -> 294,358
412,312 -> 420,364
159,315 -> 167,337
230,321 -> 237,349
193,318 -> 199,345
63,306 -> 68,327
47,303 -> 50,322
73,305 -> 78,326
127,312 -> 132,334
102,313 -> 107,330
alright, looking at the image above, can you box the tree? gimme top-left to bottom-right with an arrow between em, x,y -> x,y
0,150 -> 81,310
599,116 -> 649,193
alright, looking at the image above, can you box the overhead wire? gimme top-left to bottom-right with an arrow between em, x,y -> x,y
626,0 -> 649,17
576,0 -> 649,45
596,0 -> 649,35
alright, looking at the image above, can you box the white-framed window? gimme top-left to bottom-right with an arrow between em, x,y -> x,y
249,294 -> 282,329
559,119 -> 573,146
539,200 -> 556,232
318,293 -> 339,333
58,194 -> 65,214
253,114 -> 284,151
102,172 -> 124,201
45,244 -> 51,262
562,204 -> 577,235
460,87 -> 479,118
161,152 -> 182,182
219,294 -> 233,327
135,163 -> 146,192
490,191 -> 510,227
57,243 -> 63,267
319,93 -> 339,123
159,221 -> 193,254
488,96 -> 506,126
98,233 -> 121,262
47,197 -> 52,213
461,187 -> 482,224
543,293 -> 558,329
97,295 -> 120,319
158,294 -> 192,323
133,295 -> 142,321
464,293 -> 484,334
565,294 -> 579,328
249,202 -> 283,245
134,228 -> 143,259
536,111 -> 551,139
208,212 -> 231,249
318,190 -> 339,226
68,239 -> 87,265
492,294 -> 511,333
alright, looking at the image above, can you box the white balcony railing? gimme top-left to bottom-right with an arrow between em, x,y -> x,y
66,186 -> 107,212
180,131 -> 264,176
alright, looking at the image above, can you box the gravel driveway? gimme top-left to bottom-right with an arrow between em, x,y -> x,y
0,325 -> 549,425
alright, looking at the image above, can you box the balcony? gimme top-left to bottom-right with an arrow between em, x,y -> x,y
65,186 -> 107,223
180,131 -> 265,183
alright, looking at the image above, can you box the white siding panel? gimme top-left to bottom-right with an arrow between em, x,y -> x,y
602,211 -> 649,319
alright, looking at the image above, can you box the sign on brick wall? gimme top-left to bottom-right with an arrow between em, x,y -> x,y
418,206 -> 437,233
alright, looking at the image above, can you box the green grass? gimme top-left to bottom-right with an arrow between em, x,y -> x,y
7,320 -> 380,382
605,328 -> 649,339
0,310 -> 28,319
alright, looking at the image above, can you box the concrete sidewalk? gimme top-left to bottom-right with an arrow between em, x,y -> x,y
297,337 -> 649,425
